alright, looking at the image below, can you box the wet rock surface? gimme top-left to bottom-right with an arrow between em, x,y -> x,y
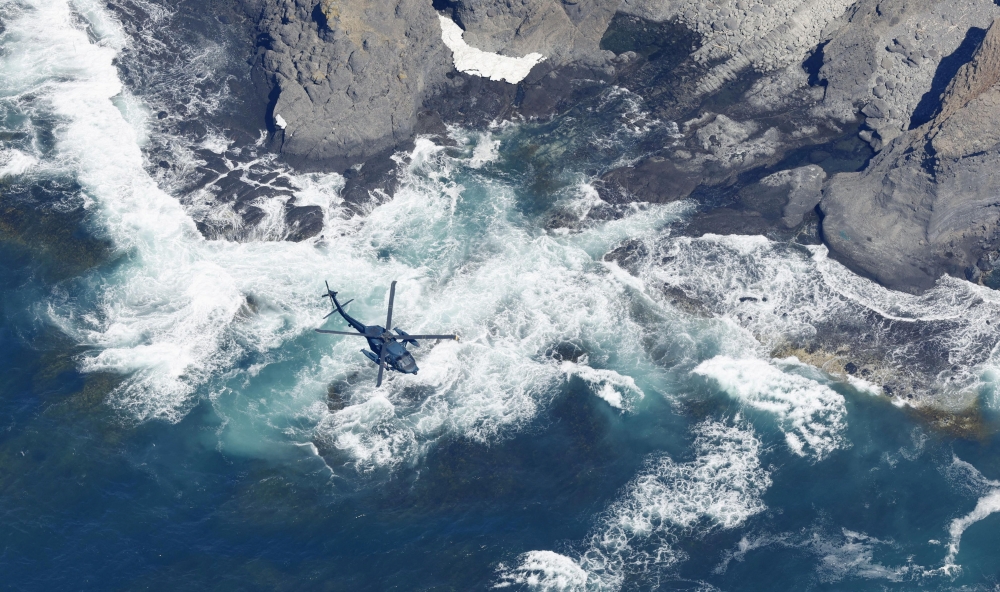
113,0 -> 1000,297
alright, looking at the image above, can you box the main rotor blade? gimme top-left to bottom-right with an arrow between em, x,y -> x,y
376,342 -> 387,387
315,329 -> 369,336
388,334 -> 459,341
385,281 -> 396,333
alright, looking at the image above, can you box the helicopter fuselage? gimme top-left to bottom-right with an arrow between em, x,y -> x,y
332,295 -> 419,375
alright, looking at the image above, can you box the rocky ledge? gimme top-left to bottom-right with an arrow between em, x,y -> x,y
229,0 -> 1000,296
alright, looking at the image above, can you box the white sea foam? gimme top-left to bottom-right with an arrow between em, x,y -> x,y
506,421 -> 770,590
466,131 -> 501,168
937,457 -> 1000,575
199,130 -> 231,154
652,234 -> 1000,408
0,149 -> 38,178
941,489 -> 1000,575
284,171 -> 346,222
692,356 -> 846,460
716,529 -> 914,582
14,0 -> 688,471
810,530 -> 910,583
562,361 -> 644,410
438,16 -> 545,84
495,551 -> 588,591
943,455 -> 999,497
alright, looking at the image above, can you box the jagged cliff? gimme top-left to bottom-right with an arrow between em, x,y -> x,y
242,0 -> 451,167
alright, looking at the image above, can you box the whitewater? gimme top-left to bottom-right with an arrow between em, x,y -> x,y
5,0 -> 1000,589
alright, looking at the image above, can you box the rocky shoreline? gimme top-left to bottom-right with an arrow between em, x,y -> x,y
222,0 -> 1000,296
91,0 -> 1000,416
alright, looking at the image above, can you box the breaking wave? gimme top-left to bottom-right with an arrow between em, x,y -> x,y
693,356 -> 846,460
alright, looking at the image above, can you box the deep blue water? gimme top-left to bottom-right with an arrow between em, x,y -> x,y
5,1 -> 1000,590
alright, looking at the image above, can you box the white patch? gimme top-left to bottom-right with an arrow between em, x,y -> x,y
285,170 -> 346,223
937,458 -> 1000,576
693,356 -> 846,460
438,15 -> 545,84
716,529 -> 914,582
274,113 -> 287,129
508,421 -> 770,589
810,530 -> 910,583
561,361 -> 643,410
0,149 -> 38,178
199,131 -> 231,154
943,455 -> 999,496
467,132 -> 500,169
495,551 -> 588,591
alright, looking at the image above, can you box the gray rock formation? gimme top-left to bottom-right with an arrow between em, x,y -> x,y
235,0 -> 1000,295
245,0 -> 623,169
814,0 -> 1000,151
616,0 -> 1000,150
821,18 -> 1000,292
761,165 -> 826,228
601,0 -> 1000,293
445,0 -> 619,67
250,0 -> 452,166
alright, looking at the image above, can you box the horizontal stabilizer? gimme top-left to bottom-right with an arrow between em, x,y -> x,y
322,298 -> 353,319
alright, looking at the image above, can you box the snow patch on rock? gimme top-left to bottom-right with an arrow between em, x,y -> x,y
438,15 -> 545,84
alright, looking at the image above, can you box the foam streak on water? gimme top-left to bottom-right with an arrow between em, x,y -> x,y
937,457 -> 1000,576
500,421 -> 771,591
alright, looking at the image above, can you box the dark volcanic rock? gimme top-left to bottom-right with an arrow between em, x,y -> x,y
682,208 -> 777,238
243,0 -> 621,169
284,203 -> 324,242
340,148 -> 402,213
597,157 -> 700,204
603,239 -> 649,273
241,205 -> 267,227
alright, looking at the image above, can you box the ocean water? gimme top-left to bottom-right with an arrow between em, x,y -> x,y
4,1 -> 1000,590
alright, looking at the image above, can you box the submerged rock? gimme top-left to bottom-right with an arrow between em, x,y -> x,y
284,202 -> 324,242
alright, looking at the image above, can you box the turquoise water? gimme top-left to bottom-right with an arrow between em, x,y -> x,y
4,0 -> 1000,589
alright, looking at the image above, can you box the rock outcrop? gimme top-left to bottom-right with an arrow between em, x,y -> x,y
244,0 -> 622,169
815,0 -> 1000,151
233,0 -> 1000,294
821,18 -> 1000,292
248,0 -> 452,167
597,0 -> 1000,293
443,0 -> 619,68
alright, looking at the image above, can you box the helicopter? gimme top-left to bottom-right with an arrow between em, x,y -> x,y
315,281 -> 458,386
